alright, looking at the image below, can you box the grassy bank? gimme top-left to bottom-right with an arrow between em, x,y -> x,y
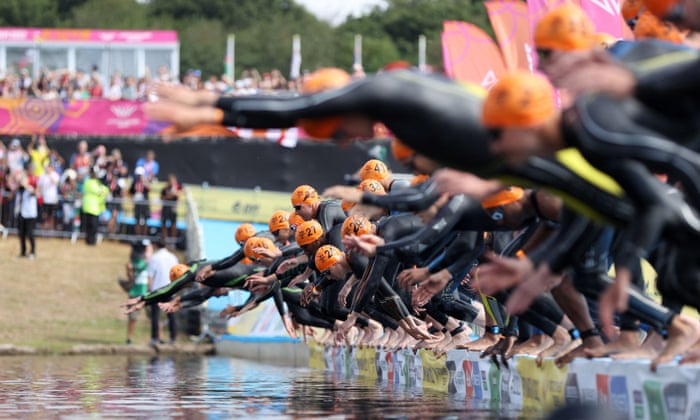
0,236 -> 161,353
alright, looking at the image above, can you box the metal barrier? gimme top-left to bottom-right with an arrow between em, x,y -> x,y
0,189 -> 188,247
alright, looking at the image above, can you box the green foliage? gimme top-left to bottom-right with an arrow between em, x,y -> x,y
0,0 -> 59,27
7,0 -> 497,77
69,0 -> 150,29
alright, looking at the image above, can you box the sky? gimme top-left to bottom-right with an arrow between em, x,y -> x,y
294,0 -> 388,26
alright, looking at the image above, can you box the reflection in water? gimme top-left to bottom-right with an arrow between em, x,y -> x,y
0,355 -> 526,419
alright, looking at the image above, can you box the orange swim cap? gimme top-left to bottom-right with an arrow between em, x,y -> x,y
642,0 -> 680,19
295,220 -> 324,246
358,179 -> 386,194
360,159 -> 391,182
482,71 -> 557,128
341,214 -> 374,237
481,187 -> 526,209
534,4 -> 596,51
391,139 -> 415,161
291,185 -> 320,207
410,174 -> 430,186
268,210 -> 290,232
633,11 -> 684,43
235,223 -> 257,244
244,237 -> 278,260
288,210 -> 305,229
169,264 -> 190,282
622,0 -> 643,20
315,245 -> 344,272
298,68 -> 352,139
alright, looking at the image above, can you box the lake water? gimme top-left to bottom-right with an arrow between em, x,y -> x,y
0,355 -> 531,419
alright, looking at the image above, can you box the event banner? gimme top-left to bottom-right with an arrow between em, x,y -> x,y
0,98 -> 300,145
485,1 -> 534,72
441,20 -> 507,89
309,342 -> 700,420
0,98 -> 165,136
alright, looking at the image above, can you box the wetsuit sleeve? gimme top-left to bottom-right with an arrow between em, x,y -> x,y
604,162 -> 668,272
348,253 -> 369,278
275,263 -> 309,287
375,195 -> 482,255
215,71 -> 497,176
429,231 -> 484,276
312,275 -> 334,293
179,286 -> 217,309
375,277 -> 411,321
211,249 -> 244,271
361,182 -> 441,212
317,201 -> 347,234
634,57 -> 700,115
206,266 -> 265,289
142,268 -> 197,304
270,282 -> 287,317
528,210 -> 603,273
280,244 -> 302,257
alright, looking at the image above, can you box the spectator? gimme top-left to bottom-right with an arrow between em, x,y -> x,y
135,150 -> 159,182
160,173 -> 181,244
105,72 -> 123,100
157,65 -> 173,83
14,172 -> 38,258
19,68 -> 32,96
122,76 -> 137,100
124,239 -> 152,345
130,167 -> 151,237
48,148 -> 65,175
105,165 -> 128,235
69,140 -> 92,181
6,139 -> 28,173
59,169 -> 78,231
88,73 -> 103,98
37,163 -> 60,230
0,154 -> 8,228
147,239 -> 178,346
81,167 -> 108,245
92,144 -> 108,179
28,134 -> 50,177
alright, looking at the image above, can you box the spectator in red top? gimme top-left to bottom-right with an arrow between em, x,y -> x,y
160,173 -> 182,244
70,140 -> 92,181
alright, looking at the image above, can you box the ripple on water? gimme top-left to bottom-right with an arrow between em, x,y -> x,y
0,355 -> 528,419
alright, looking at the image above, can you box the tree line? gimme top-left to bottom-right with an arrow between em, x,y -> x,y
0,0 -> 491,79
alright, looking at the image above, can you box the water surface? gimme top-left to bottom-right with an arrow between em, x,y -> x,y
0,355 -> 530,419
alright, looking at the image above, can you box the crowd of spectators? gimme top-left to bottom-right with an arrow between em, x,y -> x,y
0,63 -> 355,100
0,135 -> 182,248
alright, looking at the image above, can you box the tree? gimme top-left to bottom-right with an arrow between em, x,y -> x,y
0,0 -> 59,27
69,0 -> 150,29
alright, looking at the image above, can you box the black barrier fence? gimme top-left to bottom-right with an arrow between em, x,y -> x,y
2,136 -> 408,192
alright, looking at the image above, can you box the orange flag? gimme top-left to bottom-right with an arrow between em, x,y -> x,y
442,21 -> 508,90
486,1 -> 534,72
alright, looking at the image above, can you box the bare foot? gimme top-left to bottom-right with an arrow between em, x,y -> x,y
652,315 -> 700,372
513,334 -> 553,356
536,329 -> 573,366
554,335 -> 605,367
386,328 -> 406,350
459,331 -> 500,351
443,328 -> 473,351
376,329 -> 396,348
583,330 -> 641,358
413,331 -> 446,352
679,339 -> 700,365
612,330 -> 665,360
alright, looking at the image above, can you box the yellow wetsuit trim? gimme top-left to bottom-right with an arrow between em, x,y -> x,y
554,148 -> 623,196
